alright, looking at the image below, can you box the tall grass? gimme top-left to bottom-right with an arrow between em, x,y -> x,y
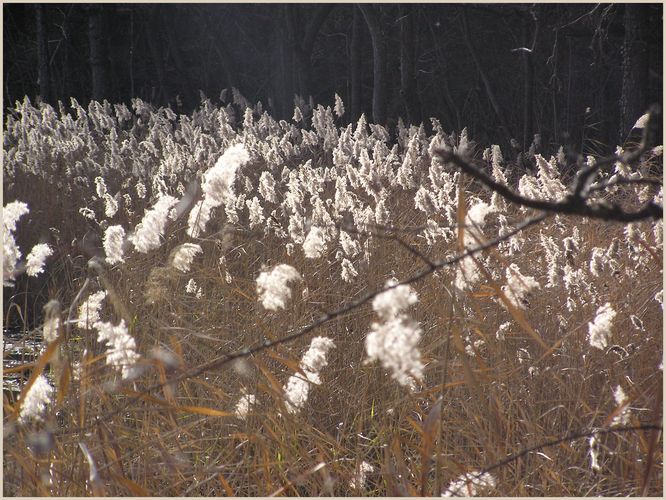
3,92 -> 663,496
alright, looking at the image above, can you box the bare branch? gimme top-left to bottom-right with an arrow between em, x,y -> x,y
56,212 -> 549,436
465,424 -> 662,489
434,148 -> 662,222
435,103 -> 662,223
587,176 -> 662,194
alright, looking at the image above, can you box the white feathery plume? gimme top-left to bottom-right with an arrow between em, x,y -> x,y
256,264 -> 302,311
587,303 -> 616,350
283,336 -> 336,413
365,279 -> 424,389
18,375 -> 54,424
3,200 -> 29,285
341,258 -> 358,283
187,144 -> 250,237
246,196 -> 265,228
103,225 -> 126,265
611,385 -> 631,426
25,243 -> 53,277
94,319 -> 141,380
349,461 -> 374,490
501,263 -> 540,309
235,393 -> 257,420
131,194 -> 178,252
303,226 -> 326,259
170,243 -> 202,273
76,291 -> 107,330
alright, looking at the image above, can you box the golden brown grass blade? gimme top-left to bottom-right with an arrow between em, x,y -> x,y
391,435 -> 417,496
121,389 -> 231,416
218,473 -> 235,496
457,181 -> 467,253
231,286 -> 254,301
111,473 -> 152,496
178,405 -> 232,417
420,397 -> 443,496
2,362 -> 36,374
269,462 -> 327,496
254,356 -> 285,396
13,336 -> 62,422
8,449 -> 50,495
470,253 -> 549,351
56,361 -> 71,407
156,362 -> 176,405
266,349 -> 303,375
405,415 -> 424,436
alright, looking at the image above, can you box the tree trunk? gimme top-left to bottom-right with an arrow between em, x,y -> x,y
163,7 -> 197,109
461,9 -> 514,145
283,5 -> 299,103
358,4 -> 387,125
521,14 -> 535,150
350,5 -> 363,122
284,4 -> 334,103
620,4 -> 649,141
61,7 -> 72,101
399,4 -> 421,125
274,10 -> 293,118
88,5 -> 109,102
35,4 -> 51,103
145,6 -> 167,105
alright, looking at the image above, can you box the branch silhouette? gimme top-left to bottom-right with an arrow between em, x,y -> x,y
434,105 -> 662,223
458,424 -> 662,493
56,212 -> 549,436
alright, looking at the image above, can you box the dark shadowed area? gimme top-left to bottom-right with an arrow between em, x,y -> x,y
4,3 -> 663,152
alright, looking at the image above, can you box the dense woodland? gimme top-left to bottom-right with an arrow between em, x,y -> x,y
4,3 -> 663,155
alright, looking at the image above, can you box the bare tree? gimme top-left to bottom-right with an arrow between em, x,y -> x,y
399,4 -> 421,125
88,5 -> 109,102
35,5 -> 51,103
620,4 -> 650,141
358,4 -> 387,124
145,5 -> 168,105
350,5 -> 363,121
461,8 -> 514,145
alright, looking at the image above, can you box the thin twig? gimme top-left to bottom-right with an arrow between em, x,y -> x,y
341,223 -> 437,270
459,424 -> 662,493
435,104 -> 662,223
587,176 -> 662,194
55,212 -> 549,436
434,148 -> 662,222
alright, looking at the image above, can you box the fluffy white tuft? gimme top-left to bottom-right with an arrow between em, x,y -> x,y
303,226 -> 327,259
3,200 -> 29,285
25,243 -> 53,277
18,375 -> 54,424
501,263 -> 540,309
131,195 -> 178,253
256,264 -> 302,311
372,278 -> 418,321
587,303 -> 616,350
170,243 -> 203,273
76,291 -> 107,330
366,279 -> 423,389
94,319 -> 141,380
284,336 -> 336,413
103,225 -> 126,265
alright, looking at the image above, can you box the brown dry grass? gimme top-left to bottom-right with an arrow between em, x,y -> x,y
3,100 -> 663,497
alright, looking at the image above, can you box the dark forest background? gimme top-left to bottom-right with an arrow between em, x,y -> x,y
3,3 -> 663,155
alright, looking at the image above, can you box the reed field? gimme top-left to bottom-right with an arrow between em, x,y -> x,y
3,92 -> 663,496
